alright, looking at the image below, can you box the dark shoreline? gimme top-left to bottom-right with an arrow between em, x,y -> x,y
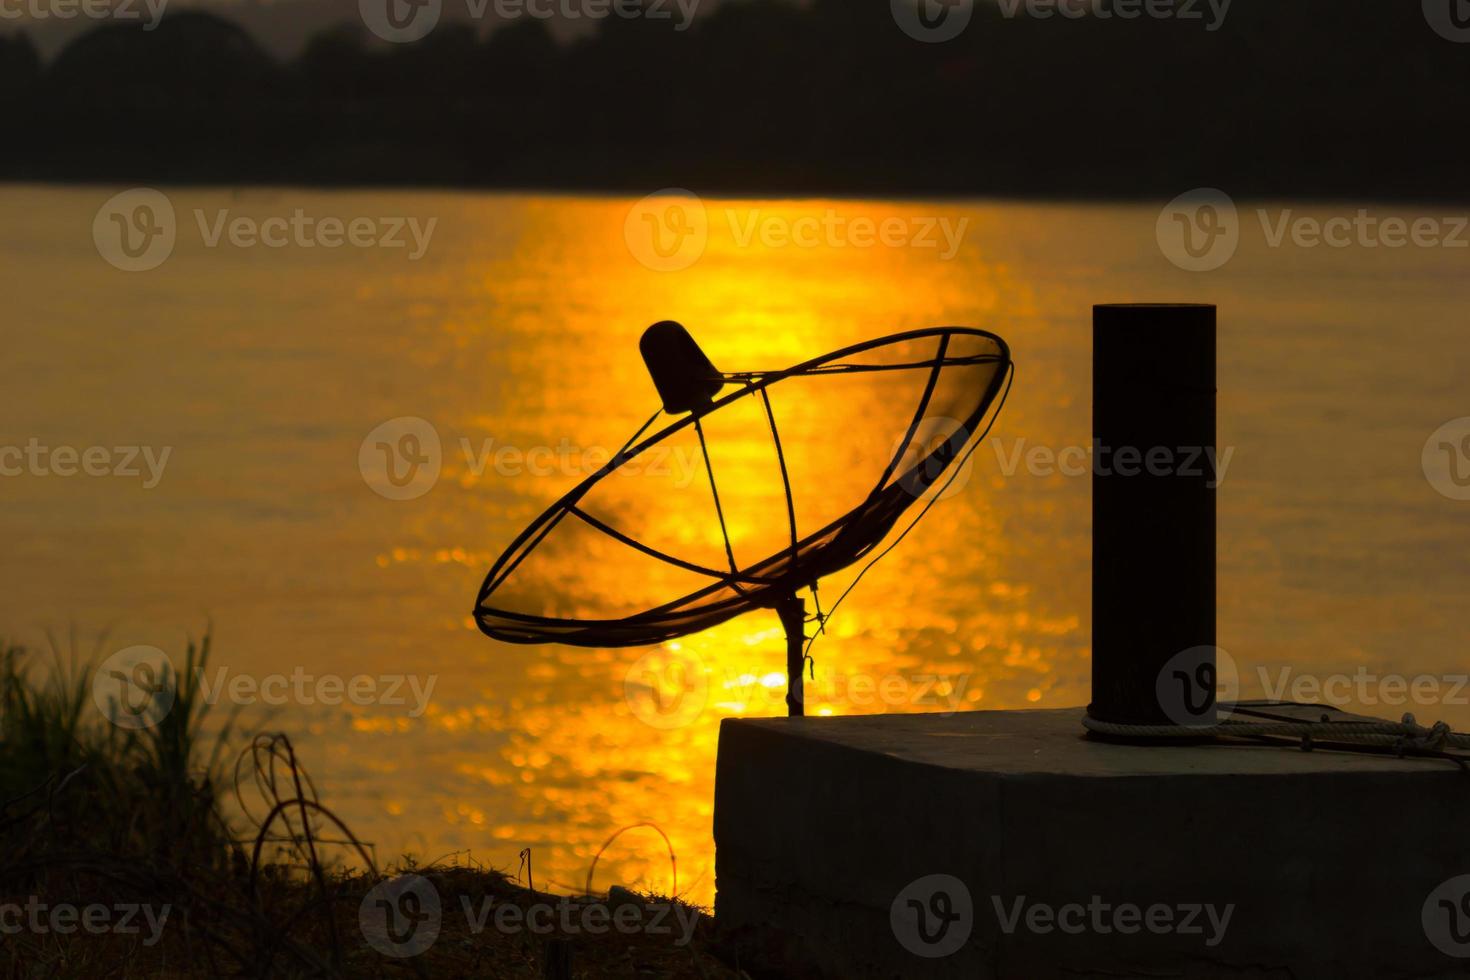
5,1 -> 1465,209
10,173 -> 1470,209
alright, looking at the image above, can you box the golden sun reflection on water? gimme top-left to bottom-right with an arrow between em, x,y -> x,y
429,203 -> 1067,903
1,193 -> 1081,908
7,188 -> 1466,910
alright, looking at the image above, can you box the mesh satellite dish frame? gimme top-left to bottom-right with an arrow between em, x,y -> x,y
475,326 -> 1014,717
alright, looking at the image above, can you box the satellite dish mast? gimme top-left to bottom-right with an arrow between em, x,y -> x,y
475,322 -> 1013,718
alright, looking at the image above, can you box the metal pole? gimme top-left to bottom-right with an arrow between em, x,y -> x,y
1089,304 -> 1216,728
775,594 -> 806,717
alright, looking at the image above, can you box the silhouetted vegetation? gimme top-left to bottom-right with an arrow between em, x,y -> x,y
0,636 -> 727,976
1,0 -> 1466,197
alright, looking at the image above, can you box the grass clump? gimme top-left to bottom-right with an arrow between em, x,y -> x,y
0,635 -> 737,978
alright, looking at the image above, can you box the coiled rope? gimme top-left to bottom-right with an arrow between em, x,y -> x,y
1082,709 -> 1470,759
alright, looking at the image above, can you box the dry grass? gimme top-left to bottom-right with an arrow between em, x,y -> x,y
0,635 -> 747,979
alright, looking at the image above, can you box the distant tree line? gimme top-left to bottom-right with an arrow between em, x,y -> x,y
1,0 -> 1464,198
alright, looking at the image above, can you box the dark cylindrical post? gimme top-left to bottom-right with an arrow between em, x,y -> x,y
1089,304 -> 1216,727
775,594 -> 806,717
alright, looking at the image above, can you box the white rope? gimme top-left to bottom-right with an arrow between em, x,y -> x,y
1082,712 -> 1470,757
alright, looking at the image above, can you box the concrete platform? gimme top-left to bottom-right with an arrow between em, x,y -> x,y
713,707 -> 1469,979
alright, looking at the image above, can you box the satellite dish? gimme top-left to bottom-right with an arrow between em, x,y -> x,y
474,323 -> 1013,716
